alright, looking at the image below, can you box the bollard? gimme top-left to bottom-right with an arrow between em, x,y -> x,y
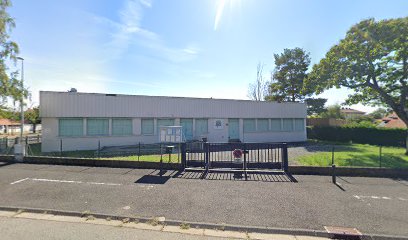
332,164 -> 336,184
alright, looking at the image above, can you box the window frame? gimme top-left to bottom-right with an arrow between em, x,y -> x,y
86,118 -> 109,136
243,119 -> 256,133
58,118 -> 84,137
141,118 -> 154,135
112,118 -> 133,136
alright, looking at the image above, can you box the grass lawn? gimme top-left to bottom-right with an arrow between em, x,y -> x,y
27,143 -> 180,163
297,142 -> 408,168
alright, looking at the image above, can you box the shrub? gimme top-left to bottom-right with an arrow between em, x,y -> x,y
307,126 -> 406,147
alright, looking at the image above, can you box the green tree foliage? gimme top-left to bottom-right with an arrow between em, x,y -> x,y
305,98 -> 327,116
320,104 -> 344,119
25,107 -> 40,124
369,108 -> 391,119
305,17 -> 408,153
265,48 -> 311,102
0,0 -> 25,105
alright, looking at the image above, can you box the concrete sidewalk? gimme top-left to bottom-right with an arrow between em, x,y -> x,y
0,163 -> 407,238
0,213 -> 329,240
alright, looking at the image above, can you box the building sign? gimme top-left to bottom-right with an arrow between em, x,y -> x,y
214,119 -> 224,130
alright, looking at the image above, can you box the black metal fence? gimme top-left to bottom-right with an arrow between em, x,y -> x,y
181,142 -> 288,173
0,135 -> 41,155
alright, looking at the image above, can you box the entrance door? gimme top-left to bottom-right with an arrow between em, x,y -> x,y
180,118 -> 193,141
228,119 -> 239,141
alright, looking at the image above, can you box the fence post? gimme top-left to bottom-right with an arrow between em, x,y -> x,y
159,143 -> 163,177
379,145 -> 382,168
205,142 -> 210,171
97,140 -> 101,159
244,143 -> 247,181
331,146 -> 335,165
180,143 -> 186,171
282,143 -> 288,172
60,139 -> 63,157
138,142 -> 141,161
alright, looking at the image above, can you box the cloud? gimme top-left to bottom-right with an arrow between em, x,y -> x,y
94,0 -> 200,63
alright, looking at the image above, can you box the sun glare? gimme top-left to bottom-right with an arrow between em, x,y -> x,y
214,0 -> 242,31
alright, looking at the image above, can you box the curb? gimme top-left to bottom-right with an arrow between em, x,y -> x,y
0,206 -> 407,240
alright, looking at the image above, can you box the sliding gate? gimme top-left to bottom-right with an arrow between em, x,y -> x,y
181,142 -> 288,174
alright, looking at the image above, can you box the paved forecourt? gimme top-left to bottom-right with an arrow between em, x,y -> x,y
0,162 -> 407,238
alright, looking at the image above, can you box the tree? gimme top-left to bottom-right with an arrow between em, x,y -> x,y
265,48 -> 311,102
25,107 -> 40,133
305,98 -> 327,116
248,62 -> 268,101
305,17 -> 408,154
369,108 -> 391,119
0,0 -> 25,105
320,104 -> 345,119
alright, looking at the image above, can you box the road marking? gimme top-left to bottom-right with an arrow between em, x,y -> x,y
10,178 -> 29,185
10,178 -> 122,186
354,195 -> 407,202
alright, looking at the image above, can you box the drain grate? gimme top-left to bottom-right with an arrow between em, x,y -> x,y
324,226 -> 362,237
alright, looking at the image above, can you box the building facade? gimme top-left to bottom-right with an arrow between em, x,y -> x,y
40,91 -> 307,152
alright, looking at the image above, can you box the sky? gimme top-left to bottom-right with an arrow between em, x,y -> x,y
9,0 -> 408,112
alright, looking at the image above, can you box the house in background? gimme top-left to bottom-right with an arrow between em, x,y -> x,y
0,119 -> 41,135
340,108 -> 366,119
378,113 -> 407,129
40,91 -> 307,152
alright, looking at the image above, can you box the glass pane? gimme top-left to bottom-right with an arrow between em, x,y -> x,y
195,119 -> 208,136
257,119 -> 269,132
282,119 -> 293,132
112,118 -> 132,136
87,118 -> 109,136
59,118 -> 83,137
270,119 -> 281,132
243,119 -> 256,132
141,119 -> 154,135
294,118 -> 305,131
157,119 -> 175,129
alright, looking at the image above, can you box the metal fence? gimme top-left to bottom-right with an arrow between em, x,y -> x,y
0,135 -> 41,155
181,142 -> 288,173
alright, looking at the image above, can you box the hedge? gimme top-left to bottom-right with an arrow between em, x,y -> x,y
307,126 -> 407,147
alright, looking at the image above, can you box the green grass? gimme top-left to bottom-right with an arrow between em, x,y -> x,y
297,142 -> 408,168
27,143 -> 180,162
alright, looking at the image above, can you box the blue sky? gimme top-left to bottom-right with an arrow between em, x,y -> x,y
9,0 -> 408,112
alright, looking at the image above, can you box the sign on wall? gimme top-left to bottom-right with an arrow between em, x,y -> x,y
214,119 -> 224,130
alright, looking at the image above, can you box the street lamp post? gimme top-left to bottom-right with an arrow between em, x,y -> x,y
17,57 -> 24,144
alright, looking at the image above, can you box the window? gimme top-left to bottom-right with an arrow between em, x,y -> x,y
59,118 -> 83,137
112,118 -> 132,136
243,119 -> 256,132
141,119 -> 154,135
294,118 -> 305,131
157,119 -> 175,132
195,119 -> 208,136
257,119 -> 269,132
270,119 -> 281,132
282,118 -> 293,132
87,118 -> 109,136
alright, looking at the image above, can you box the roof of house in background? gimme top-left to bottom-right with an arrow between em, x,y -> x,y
379,113 -> 407,129
0,119 -> 21,126
340,108 -> 366,114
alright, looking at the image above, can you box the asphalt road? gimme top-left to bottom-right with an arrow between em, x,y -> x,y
0,162 -> 407,237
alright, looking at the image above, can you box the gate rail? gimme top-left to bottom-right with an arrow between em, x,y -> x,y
181,142 -> 288,175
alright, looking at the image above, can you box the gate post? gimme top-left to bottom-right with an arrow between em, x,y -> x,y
180,142 -> 186,171
282,143 -> 289,172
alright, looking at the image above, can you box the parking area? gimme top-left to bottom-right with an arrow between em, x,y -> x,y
0,162 -> 407,237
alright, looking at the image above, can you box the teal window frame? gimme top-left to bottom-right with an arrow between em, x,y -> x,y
112,118 -> 133,136
257,119 -> 269,132
86,118 -> 109,136
294,118 -> 305,131
141,118 -> 154,135
270,119 -> 282,132
282,118 -> 294,132
243,119 -> 256,133
195,119 -> 208,136
59,118 -> 83,137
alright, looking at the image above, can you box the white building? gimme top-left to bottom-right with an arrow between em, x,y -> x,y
40,91 -> 307,152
